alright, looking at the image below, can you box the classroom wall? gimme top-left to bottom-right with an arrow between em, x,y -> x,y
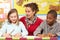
0,0 -> 60,22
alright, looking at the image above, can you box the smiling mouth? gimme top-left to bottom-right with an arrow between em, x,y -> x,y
26,15 -> 30,16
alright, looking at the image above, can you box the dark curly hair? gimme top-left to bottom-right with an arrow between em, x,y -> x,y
47,10 -> 57,18
24,3 -> 39,14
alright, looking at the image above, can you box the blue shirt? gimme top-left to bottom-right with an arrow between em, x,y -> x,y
0,21 -> 28,37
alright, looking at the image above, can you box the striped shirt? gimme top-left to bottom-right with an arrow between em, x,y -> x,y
34,21 -> 60,36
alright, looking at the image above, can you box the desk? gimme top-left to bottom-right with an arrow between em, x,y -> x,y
0,36 -> 60,40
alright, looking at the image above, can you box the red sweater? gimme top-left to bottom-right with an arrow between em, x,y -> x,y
20,16 -> 43,36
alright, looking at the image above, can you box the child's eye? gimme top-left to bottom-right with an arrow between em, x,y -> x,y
14,16 -> 16,17
10,16 -> 13,18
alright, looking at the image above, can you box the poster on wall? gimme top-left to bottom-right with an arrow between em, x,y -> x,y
14,0 -> 60,15
0,0 -> 12,22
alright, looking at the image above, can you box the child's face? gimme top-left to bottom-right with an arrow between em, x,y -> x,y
46,13 -> 56,25
9,12 -> 18,24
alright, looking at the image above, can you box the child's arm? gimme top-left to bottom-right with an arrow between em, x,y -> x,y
55,23 -> 60,36
21,22 -> 28,36
34,21 -> 44,36
0,22 -> 7,36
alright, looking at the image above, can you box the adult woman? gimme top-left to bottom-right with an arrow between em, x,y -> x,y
20,3 -> 43,35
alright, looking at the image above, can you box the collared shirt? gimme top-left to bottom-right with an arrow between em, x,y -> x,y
34,20 -> 60,36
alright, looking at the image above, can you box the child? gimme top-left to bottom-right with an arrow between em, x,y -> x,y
0,9 -> 28,37
34,10 -> 60,37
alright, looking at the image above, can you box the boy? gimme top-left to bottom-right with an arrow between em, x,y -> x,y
34,10 -> 60,37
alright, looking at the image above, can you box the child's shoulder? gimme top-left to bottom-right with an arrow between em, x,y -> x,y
18,21 -> 25,28
56,22 -> 60,26
19,21 -> 24,25
53,21 -> 60,27
39,20 -> 47,26
2,20 -> 9,25
41,20 -> 47,24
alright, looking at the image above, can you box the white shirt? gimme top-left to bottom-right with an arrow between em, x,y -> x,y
0,21 -> 28,37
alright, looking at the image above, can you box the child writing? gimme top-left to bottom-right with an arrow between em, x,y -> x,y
0,9 -> 28,37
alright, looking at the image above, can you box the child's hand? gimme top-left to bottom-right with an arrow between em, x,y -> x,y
14,33 -> 22,37
41,34 -> 48,37
47,33 -> 56,37
37,34 -> 42,37
3,33 -> 11,38
37,34 -> 47,37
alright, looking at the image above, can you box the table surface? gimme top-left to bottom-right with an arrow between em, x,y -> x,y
0,36 -> 60,40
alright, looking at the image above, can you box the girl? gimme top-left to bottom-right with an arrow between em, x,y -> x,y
0,9 -> 28,37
